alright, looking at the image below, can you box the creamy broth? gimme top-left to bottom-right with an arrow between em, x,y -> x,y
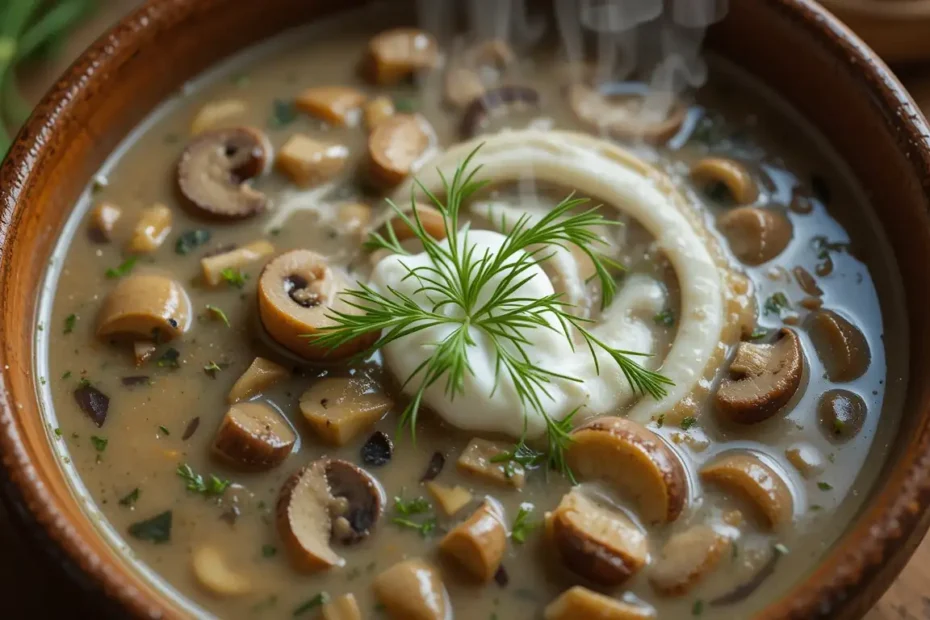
39,6 -> 905,620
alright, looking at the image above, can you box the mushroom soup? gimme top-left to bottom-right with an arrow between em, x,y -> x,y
38,7 -> 905,620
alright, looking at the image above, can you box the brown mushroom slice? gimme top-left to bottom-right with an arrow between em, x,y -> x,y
793,266 -> 822,297
715,329 -> 804,425
545,586 -> 656,620
276,134 -> 349,188
133,340 -> 156,366
277,461 -> 343,571
457,437 -> 525,489
439,501 -> 507,582
322,593 -> 362,620
784,442 -> 826,479
700,453 -> 794,530
817,389 -> 867,443
258,250 -> 376,360
372,558 -> 450,620
227,356 -> 290,403
568,83 -> 686,143
212,402 -> 296,470
564,417 -> 687,524
380,203 -> 447,242
190,99 -> 248,135
691,157 -> 759,205
365,28 -> 440,86
426,481 -> 473,517
126,204 -> 173,254
368,113 -> 434,188
363,96 -> 395,130
326,459 -> 384,544
718,207 -> 792,266
649,525 -> 730,596
191,546 -> 251,597
805,309 -> 871,382
97,273 -> 191,341
547,488 -> 648,586
295,86 -> 367,127
460,86 -> 541,138
201,239 -> 275,287
337,202 -> 373,234
444,68 -> 486,108
299,376 -> 392,446
178,126 -> 270,219
89,202 -> 122,241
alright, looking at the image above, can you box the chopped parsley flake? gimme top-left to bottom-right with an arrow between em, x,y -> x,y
175,229 -> 211,255
654,308 -> 675,327
128,510 -> 172,543
749,326 -> 768,340
261,544 -> 277,558
105,256 -> 138,279
692,599 -> 704,616
817,481 -> 833,491
393,496 -> 431,516
158,425 -> 170,436
392,516 -> 437,537
511,505 -> 539,544
220,267 -> 248,289
176,463 -> 231,497
205,304 -> 230,327
119,488 -> 140,506
763,292 -> 791,316
156,348 -> 181,369
679,416 -> 697,431
90,435 -> 108,452
292,593 -> 329,616
270,99 -> 298,128
64,313 -> 77,334
203,361 -> 227,378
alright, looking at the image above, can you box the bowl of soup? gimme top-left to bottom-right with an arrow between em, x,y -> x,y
1,0 -> 929,618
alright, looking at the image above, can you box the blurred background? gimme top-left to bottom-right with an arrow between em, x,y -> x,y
0,0 -> 928,617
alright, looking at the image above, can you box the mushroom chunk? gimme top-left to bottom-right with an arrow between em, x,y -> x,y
295,86 -> 367,127
545,586 -> 656,620
363,96 -> 395,130
372,558 -> 450,620
715,329 -> 804,425
212,402 -> 296,470
227,356 -> 290,403
190,99 -> 248,135
89,202 -> 122,242
718,207 -> 792,266
365,28 -> 440,86
805,309 -> 871,382
276,134 -> 349,187
191,546 -> 251,597
96,273 -> 191,341
691,157 -> 758,205
700,453 -> 794,530
258,250 -> 376,360
321,594 -> 362,620
546,488 -> 648,586
177,126 -> 270,219
299,376 -> 392,446
201,239 -> 274,287
426,482 -> 473,517
457,437 -> 526,489
817,389 -> 867,443
326,459 -> 384,544
564,417 -> 687,524
568,83 -> 686,143
439,501 -> 507,582
460,86 -> 541,138
649,525 -> 731,596
367,114 -> 435,188
378,203 -> 447,243
127,204 -> 172,254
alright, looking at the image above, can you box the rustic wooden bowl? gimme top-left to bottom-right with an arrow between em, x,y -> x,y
1,0 -> 929,617
820,0 -> 930,63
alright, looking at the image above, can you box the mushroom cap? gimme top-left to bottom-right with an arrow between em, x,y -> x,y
649,524 -> 730,596
805,309 -> 870,382
691,157 -> 759,206
715,328 -> 805,425
718,206 -> 792,266
372,558 -> 450,620
212,402 -> 296,470
367,114 -> 434,187
177,126 -> 270,219
567,83 -> 686,143
96,273 -> 192,341
700,452 -> 794,530
325,459 -> 385,544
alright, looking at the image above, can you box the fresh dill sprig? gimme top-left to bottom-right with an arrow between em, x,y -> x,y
313,147 -> 673,477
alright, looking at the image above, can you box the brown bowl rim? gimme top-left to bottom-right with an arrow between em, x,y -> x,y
1,0 -> 930,618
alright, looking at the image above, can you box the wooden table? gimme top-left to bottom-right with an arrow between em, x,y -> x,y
1,3 -> 928,618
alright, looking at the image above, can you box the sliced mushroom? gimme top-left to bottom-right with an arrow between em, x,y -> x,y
545,586 -> 656,620
326,459 -> 384,544
190,99 -> 248,135
426,481 -> 473,517
299,376 -> 392,446
212,402 -> 296,470
133,340 -> 156,366
321,593 -> 362,620
460,86 -> 540,138
700,453 -> 794,530
784,442 -> 825,479
295,86 -> 367,127
379,203 -> 447,242
363,96 -> 396,130
564,417 -> 687,524
568,83 -> 686,143
191,546 -> 251,597
126,204 -> 173,254
227,356 -> 290,403
817,389 -> 867,443
547,488 -> 648,586
372,558 -> 450,620
718,207 -> 792,266
337,202 -> 373,234
793,266 -> 822,297
715,329 -> 804,425
805,309 -> 871,382
96,273 -> 191,341
439,501 -> 507,582
367,114 -> 434,187
691,158 -> 758,205
649,525 -> 730,596
89,202 -> 121,242
257,250 -> 376,360
177,126 -> 270,219
457,437 -> 525,489
365,28 -> 440,86
201,239 -> 274,287
276,134 -> 349,188
444,68 -> 486,108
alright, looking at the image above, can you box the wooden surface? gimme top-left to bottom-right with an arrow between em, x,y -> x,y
0,2 -> 928,618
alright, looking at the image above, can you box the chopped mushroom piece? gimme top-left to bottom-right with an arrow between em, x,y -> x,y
379,203 -> 447,242
715,329 -> 805,425
126,204 -> 172,254
212,402 -> 296,470
190,99 -> 248,135
363,96 -> 395,130
367,114 -> 434,187
201,239 -> 274,287
227,356 -> 289,403
564,417 -> 687,524
784,442 -> 825,478
258,250 -> 376,359
178,126 -> 270,219
439,501 -> 507,581
191,546 -> 251,597
133,340 -> 156,366
321,593 -> 362,620
817,389 -> 867,443
805,309 -> 871,382
295,86 -> 367,127
793,266 -> 822,297
89,202 -> 122,241
96,273 -> 191,341
546,488 -> 648,586
568,84 -> 686,143
276,134 -> 349,187
299,376 -> 392,446
545,586 -> 656,620
649,525 -> 731,596
426,481 -> 473,517
457,438 -> 525,489
337,202 -> 373,234
700,453 -> 794,530
365,28 -> 440,86
691,157 -> 758,205
444,67 -> 486,108
718,207 -> 792,266
372,558 -> 450,620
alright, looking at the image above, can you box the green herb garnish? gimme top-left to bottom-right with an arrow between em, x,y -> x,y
62,371 -> 72,379
654,308 -> 675,327
293,593 -> 329,616
63,313 -> 77,334
176,463 -> 231,497
270,99 -> 297,128
175,229 -> 211,255
679,416 -> 697,431
392,516 -> 438,537
811,235 -> 850,260
749,326 -> 768,340
393,496 -> 431,516
156,347 -> 181,368
158,425 -> 170,436
90,435 -> 108,452
763,292 -> 791,316
205,304 -> 230,327
510,505 -> 539,544
203,361 -> 226,378
655,413 -> 666,428
262,544 -> 277,558
105,256 -> 138,279
774,543 -> 790,555
128,510 -> 172,543
692,599 -> 704,616
119,488 -> 140,506
394,97 -> 418,112
220,267 -> 248,289
817,481 -> 833,491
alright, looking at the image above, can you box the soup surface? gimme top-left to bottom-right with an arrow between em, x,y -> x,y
38,6 -> 906,619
